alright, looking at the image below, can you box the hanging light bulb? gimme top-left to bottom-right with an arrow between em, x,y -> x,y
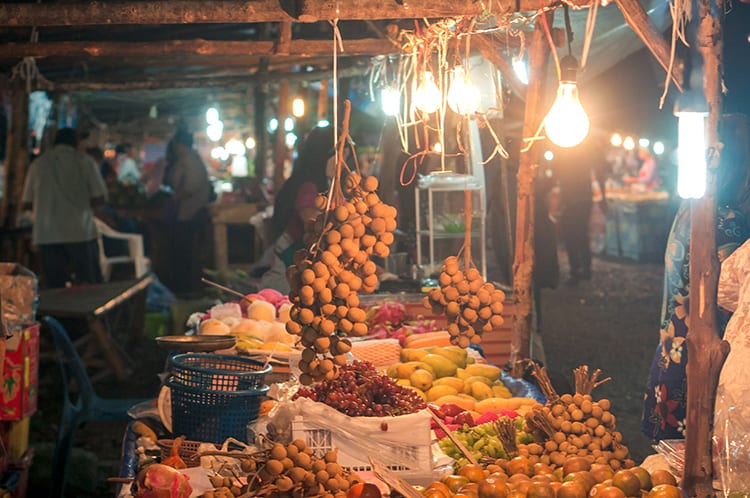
206,120 -> 223,142
413,71 -> 441,114
206,107 -> 220,125
544,56 -> 590,148
381,86 -> 401,116
676,111 -> 707,199
622,136 -> 635,150
292,96 -> 305,118
610,133 -> 623,147
447,66 -> 480,115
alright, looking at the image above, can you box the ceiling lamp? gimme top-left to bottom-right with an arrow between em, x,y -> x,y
381,86 -> 400,116
544,56 -> 590,148
413,71 -> 441,114
611,133 -> 623,147
292,97 -> 305,118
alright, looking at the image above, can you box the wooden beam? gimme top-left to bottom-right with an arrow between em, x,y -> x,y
683,0 -> 725,494
32,65 -> 366,91
0,38 -> 396,59
0,79 -> 29,229
0,0 -> 586,26
510,11 -> 552,362
613,0 -> 685,92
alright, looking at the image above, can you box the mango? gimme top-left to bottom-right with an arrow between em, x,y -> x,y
420,354 -> 458,378
400,348 -> 430,362
461,376 -> 492,392
467,381 -> 494,400
492,385 -> 512,398
474,396 -> 539,414
432,376 -> 465,392
387,361 -> 435,379
430,346 -> 468,369
395,378 -> 411,387
434,394 -> 476,412
409,387 -> 427,402
426,385 -> 459,402
410,369 -> 434,391
462,364 -> 502,381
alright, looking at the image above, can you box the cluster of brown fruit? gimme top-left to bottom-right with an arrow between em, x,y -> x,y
420,459 -> 680,498
198,439 -> 361,498
424,256 -> 505,347
286,174 -> 397,384
525,393 -> 633,471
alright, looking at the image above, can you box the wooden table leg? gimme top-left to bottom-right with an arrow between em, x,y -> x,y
87,316 -> 127,381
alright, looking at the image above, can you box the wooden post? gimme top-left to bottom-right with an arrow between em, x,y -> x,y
0,79 -> 30,229
510,12 -> 552,362
318,79 -> 330,123
682,0 -> 726,494
272,79 -> 291,193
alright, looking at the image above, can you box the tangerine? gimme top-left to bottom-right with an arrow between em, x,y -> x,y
611,469 -> 641,496
557,481 -> 588,498
647,484 -> 683,498
563,456 -> 592,476
477,476 -> 510,498
526,482 -> 556,498
650,470 -> 678,486
459,464 -> 488,483
629,467 -> 652,490
442,475 -> 471,492
506,456 -> 533,476
589,485 -> 626,498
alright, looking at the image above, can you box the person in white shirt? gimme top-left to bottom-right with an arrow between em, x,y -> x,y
21,128 -> 108,288
115,143 -> 140,186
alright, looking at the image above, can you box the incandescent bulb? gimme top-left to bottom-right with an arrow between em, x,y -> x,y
543,56 -> 589,148
292,97 -> 305,118
447,66 -> 480,115
623,136 -> 635,150
206,120 -> 224,142
206,107 -> 220,124
676,112 -> 707,199
544,82 -> 590,148
413,71 -> 441,114
611,133 -> 623,147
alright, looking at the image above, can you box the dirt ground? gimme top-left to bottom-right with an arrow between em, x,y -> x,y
26,252 -> 664,496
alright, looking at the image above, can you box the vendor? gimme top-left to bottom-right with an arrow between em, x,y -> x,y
623,146 -> 661,191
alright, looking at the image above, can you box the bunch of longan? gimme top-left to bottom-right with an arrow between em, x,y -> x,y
286,174 -> 397,384
424,256 -> 505,347
525,393 -> 634,471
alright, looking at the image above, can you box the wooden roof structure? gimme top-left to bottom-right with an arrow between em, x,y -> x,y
0,1 -> 738,494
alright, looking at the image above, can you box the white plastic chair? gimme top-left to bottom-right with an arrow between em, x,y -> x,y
94,218 -> 150,281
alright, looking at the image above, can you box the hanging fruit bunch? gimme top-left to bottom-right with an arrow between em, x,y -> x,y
424,191 -> 505,347
285,102 -> 398,385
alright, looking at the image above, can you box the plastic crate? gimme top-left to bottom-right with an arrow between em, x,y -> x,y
168,379 -> 269,444
169,353 -> 271,391
291,398 -> 433,483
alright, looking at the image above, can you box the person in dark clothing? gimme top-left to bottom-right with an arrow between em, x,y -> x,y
553,137 -> 607,285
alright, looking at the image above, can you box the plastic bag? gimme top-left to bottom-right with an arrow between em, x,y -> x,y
714,403 -> 750,497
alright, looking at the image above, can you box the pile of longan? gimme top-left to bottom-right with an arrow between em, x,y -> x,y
286,174 -> 397,384
525,393 -> 634,471
424,256 -> 505,347
197,439 -> 360,498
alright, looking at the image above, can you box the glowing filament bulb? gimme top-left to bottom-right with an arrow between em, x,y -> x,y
413,71 -> 441,114
447,66 -> 480,115
544,56 -> 590,148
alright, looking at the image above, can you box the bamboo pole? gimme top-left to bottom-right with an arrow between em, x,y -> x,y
682,0 -> 726,494
0,79 -> 30,229
510,12 -> 552,362
0,0 -> 589,26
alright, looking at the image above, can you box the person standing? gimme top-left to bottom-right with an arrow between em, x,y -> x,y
21,128 -> 108,288
166,129 -> 212,296
115,143 -> 140,186
553,137 -> 608,285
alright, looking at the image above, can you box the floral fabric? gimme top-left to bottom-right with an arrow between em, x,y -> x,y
641,203 -> 747,441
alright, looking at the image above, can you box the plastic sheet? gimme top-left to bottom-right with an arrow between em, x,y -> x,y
714,403 -> 750,497
500,370 -> 546,404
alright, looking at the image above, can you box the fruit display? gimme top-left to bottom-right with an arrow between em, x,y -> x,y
285,170 -> 398,384
188,437 -> 362,498
294,360 -> 426,417
436,415 -> 534,465
423,256 -> 506,347
364,301 -> 440,345
419,460 -> 680,498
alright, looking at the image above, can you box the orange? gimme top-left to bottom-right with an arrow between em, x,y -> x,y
589,485 -> 626,498
650,470 -> 678,486
526,482 -> 556,498
477,476 -> 510,498
647,484 -> 683,498
611,469 -> 641,496
589,464 -> 614,484
459,464 -> 488,483
629,467 -> 652,490
506,456 -> 533,476
557,481 -> 587,498
563,456 -> 592,476
442,475 -> 471,492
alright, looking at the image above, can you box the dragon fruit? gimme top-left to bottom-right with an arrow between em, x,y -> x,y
134,463 -> 191,498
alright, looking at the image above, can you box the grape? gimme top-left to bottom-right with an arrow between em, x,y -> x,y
294,361 -> 426,417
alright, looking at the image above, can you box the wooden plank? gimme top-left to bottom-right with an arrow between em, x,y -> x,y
511,12 -> 552,362
0,0 -> 588,26
0,38 -> 396,59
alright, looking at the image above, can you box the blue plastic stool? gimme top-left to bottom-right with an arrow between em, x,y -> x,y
43,316 -> 147,498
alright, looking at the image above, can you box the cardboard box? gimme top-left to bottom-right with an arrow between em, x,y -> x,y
0,263 -> 38,336
0,324 -> 39,421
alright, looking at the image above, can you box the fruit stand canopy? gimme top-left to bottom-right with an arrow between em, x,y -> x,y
0,0 -> 672,129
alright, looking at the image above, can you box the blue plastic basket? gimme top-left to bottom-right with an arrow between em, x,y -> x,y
169,353 -> 271,391
167,379 -> 269,444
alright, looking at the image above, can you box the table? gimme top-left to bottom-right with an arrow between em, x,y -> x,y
604,193 -> 676,263
209,203 -> 259,273
38,275 -> 153,382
